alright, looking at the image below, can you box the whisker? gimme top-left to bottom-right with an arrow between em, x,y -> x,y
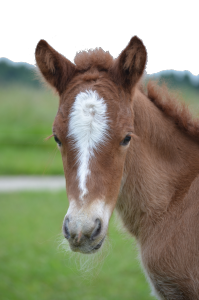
57,235 -> 111,280
42,146 -> 58,175
45,134 -> 54,141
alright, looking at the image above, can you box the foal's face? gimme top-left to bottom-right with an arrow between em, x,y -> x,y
54,77 -> 134,253
35,35 -> 146,253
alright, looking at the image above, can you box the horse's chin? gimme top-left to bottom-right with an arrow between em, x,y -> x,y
89,237 -> 105,253
69,237 -> 105,254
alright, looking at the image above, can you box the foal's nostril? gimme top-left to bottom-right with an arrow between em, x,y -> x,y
91,218 -> 102,240
63,216 -> 102,243
63,218 -> 70,239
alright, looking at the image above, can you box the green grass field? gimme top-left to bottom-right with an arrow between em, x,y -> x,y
0,191 -> 154,300
0,85 -> 63,175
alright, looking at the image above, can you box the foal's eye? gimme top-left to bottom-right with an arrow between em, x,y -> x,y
54,135 -> 62,147
120,135 -> 131,146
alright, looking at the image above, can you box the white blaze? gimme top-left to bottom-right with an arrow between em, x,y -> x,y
68,90 -> 109,199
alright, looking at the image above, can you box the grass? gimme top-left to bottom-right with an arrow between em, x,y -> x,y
0,85 -> 63,175
0,191 -> 155,300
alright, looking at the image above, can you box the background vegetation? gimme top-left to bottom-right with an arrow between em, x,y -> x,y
0,59 -> 198,299
0,85 -> 64,175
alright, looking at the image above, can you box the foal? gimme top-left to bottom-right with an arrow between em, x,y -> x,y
35,36 -> 199,299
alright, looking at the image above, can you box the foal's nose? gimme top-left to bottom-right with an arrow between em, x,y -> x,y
63,217 -> 102,243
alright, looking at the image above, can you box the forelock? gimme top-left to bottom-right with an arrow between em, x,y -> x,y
74,48 -> 114,72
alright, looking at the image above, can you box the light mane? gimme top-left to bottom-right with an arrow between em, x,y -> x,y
147,81 -> 199,142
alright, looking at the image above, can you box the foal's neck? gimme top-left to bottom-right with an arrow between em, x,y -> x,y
117,88 -> 199,240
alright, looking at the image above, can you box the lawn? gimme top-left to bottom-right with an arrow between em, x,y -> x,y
0,191 -> 155,300
0,85 -> 63,175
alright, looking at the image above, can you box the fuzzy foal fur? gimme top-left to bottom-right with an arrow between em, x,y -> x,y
36,36 -> 199,299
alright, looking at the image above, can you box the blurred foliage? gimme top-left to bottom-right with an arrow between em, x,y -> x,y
163,73 -> 198,89
1,58 -> 199,91
0,58 -> 41,88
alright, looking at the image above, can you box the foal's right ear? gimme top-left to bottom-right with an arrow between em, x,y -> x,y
35,40 -> 76,94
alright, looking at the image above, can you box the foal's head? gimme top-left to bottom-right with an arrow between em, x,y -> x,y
35,36 -> 147,253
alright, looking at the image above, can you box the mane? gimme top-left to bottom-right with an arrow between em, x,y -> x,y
147,81 -> 199,142
74,48 -> 114,72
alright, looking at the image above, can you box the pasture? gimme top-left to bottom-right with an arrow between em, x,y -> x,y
0,85 -> 63,175
0,191 -> 154,300
1,83 -> 199,299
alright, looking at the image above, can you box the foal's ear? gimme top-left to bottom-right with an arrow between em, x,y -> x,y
110,36 -> 147,91
35,40 -> 76,94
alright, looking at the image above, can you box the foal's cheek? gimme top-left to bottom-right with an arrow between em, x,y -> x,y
59,147 -> 68,173
59,152 -> 69,186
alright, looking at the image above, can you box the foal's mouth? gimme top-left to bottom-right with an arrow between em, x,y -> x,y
70,236 -> 105,254
90,237 -> 105,252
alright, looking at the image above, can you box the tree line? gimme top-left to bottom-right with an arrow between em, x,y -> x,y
0,58 -> 198,90
0,58 -> 41,88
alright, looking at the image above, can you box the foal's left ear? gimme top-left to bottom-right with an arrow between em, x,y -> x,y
110,36 -> 147,91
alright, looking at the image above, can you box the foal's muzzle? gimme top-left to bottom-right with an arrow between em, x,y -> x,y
62,216 -> 104,253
